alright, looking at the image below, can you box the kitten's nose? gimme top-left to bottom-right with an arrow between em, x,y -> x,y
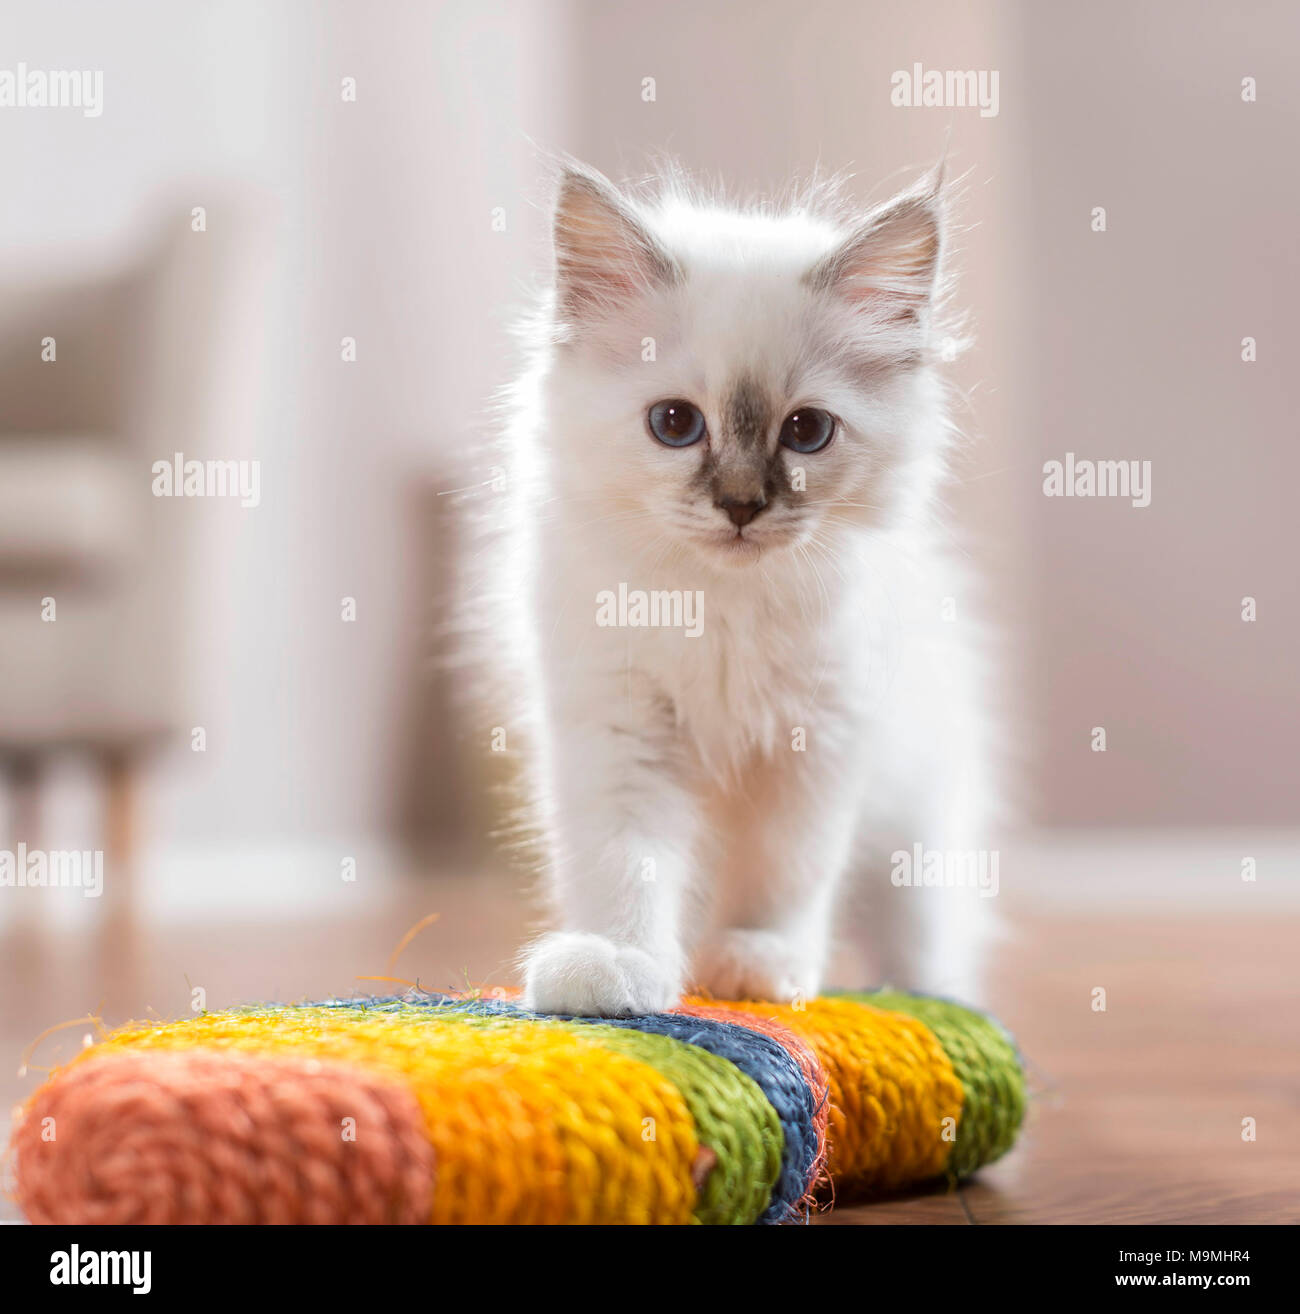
717,497 -> 766,529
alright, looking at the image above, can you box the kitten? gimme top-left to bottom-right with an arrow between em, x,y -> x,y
484,159 -> 996,1016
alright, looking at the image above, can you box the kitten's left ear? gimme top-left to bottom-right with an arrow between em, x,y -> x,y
809,169 -> 946,321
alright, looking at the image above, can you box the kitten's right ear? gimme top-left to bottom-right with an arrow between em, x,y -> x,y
552,164 -> 676,320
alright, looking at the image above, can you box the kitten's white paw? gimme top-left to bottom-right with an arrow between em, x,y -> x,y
695,929 -> 820,1003
522,931 -> 681,1017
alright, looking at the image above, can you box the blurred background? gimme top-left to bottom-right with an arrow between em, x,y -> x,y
1,0 -> 1296,1222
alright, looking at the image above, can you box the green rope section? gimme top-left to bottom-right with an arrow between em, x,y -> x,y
578,1024 -> 784,1225
849,990 -> 1026,1180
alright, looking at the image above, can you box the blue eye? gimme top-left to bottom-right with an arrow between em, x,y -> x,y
647,399 -> 706,448
779,408 -> 835,454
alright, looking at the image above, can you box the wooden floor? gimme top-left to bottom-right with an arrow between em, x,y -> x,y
824,906 -> 1300,1224
2,875 -> 1296,1224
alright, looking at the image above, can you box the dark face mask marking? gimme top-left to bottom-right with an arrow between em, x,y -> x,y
723,374 -> 771,452
698,374 -> 768,508
689,374 -> 804,520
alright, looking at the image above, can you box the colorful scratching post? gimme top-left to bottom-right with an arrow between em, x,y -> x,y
11,989 -> 1026,1225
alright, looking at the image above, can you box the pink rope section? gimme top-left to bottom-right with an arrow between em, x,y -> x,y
13,1048 -> 434,1224
674,1003 -> 831,1199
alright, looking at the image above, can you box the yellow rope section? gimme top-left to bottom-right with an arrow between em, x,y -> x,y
692,996 -> 964,1193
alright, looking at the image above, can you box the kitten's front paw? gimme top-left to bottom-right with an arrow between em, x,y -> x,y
695,929 -> 820,1003
523,932 -> 681,1017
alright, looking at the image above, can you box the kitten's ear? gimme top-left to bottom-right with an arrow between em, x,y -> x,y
810,171 -> 945,321
552,164 -> 676,319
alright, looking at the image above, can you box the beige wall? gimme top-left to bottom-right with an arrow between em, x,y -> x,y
564,0 -> 1300,826
1019,0 -> 1300,823
2,0 -> 1295,876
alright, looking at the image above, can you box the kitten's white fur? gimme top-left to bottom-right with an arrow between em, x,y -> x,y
478,160 -> 997,1016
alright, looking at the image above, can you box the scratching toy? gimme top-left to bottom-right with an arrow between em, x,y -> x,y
11,988 -> 1026,1225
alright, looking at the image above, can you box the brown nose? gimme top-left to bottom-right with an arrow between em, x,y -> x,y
717,497 -> 766,528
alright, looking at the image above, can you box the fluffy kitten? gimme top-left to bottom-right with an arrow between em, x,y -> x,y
486,159 -> 996,1016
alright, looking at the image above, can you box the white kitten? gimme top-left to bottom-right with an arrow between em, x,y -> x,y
480,160 -> 997,1016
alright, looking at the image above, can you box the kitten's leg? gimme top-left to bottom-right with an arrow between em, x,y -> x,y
694,745 -> 860,1003
523,675 -> 697,1017
850,844 -> 999,1002
849,782 -> 1002,1003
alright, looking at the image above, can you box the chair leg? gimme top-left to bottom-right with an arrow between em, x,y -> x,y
6,755 -> 45,967
98,749 -> 140,985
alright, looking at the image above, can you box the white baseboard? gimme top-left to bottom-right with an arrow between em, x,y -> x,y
0,838 -> 406,932
1007,828 -> 1300,910
4,829 -> 1297,932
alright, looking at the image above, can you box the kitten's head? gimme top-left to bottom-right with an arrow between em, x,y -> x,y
543,161 -> 956,569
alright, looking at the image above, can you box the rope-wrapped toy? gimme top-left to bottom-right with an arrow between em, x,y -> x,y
11,988 -> 1026,1224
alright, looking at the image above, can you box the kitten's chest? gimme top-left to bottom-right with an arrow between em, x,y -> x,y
641,592 -> 831,770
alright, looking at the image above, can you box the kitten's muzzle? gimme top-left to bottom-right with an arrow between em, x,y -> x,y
715,496 -> 767,529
